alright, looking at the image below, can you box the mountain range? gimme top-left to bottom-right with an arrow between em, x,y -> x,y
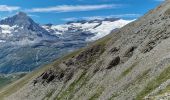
0,12 -> 131,74
2,1 -> 170,100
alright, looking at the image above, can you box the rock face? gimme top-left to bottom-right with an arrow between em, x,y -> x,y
4,1 -> 170,100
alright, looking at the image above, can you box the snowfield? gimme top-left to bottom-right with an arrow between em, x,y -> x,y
43,19 -> 134,41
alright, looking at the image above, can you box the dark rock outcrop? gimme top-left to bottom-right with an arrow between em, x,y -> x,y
107,56 -> 120,69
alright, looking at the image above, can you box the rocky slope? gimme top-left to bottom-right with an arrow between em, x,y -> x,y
3,1 -> 170,99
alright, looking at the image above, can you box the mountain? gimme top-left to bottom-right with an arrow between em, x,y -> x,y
0,12 -> 130,74
42,18 -> 132,41
2,1 -> 170,100
0,12 -> 56,44
0,12 -> 60,74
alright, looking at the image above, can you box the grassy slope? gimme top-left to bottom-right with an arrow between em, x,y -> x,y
0,65 -> 51,99
136,65 -> 170,99
0,50 -> 80,99
53,36 -> 111,100
1,30 -> 167,100
0,33 -> 113,99
0,74 -> 26,89
0,78 -> 12,89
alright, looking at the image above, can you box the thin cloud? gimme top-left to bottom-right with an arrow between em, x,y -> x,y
62,14 -> 141,21
63,17 -> 78,21
0,5 -> 20,12
28,14 -> 40,18
26,4 -> 121,13
154,0 -> 164,1
109,14 -> 141,18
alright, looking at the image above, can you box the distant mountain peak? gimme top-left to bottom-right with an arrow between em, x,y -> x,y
0,12 -> 33,27
0,12 -> 57,42
17,12 -> 28,17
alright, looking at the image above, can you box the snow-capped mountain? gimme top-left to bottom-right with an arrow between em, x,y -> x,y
42,18 -> 133,41
0,12 -> 132,74
0,12 -> 57,45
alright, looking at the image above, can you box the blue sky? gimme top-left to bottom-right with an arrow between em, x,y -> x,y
0,0 -> 164,24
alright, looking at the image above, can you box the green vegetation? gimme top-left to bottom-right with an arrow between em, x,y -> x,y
0,64 -> 53,99
155,83 -> 170,96
118,61 -> 139,80
0,77 -> 12,89
136,65 -> 170,100
0,41 -> 95,99
93,33 -> 112,46
56,71 -> 88,100
89,87 -> 105,100
0,73 -> 26,89
124,68 -> 151,91
54,36 -> 110,99
43,89 -> 55,100
108,93 -> 119,100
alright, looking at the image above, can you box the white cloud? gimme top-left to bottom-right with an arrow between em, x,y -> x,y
63,17 -> 78,21
0,5 -> 20,12
62,14 -> 141,21
108,14 -> 141,18
26,4 -> 121,13
28,14 -> 40,18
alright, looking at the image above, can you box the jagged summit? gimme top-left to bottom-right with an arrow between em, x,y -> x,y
14,12 -> 28,19
0,11 -> 51,36
17,12 -> 27,17
0,11 -> 56,42
0,12 -> 32,27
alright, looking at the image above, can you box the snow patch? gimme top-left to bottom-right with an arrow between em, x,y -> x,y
86,19 -> 134,41
0,25 -> 18,37
0,40 -> 6,43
